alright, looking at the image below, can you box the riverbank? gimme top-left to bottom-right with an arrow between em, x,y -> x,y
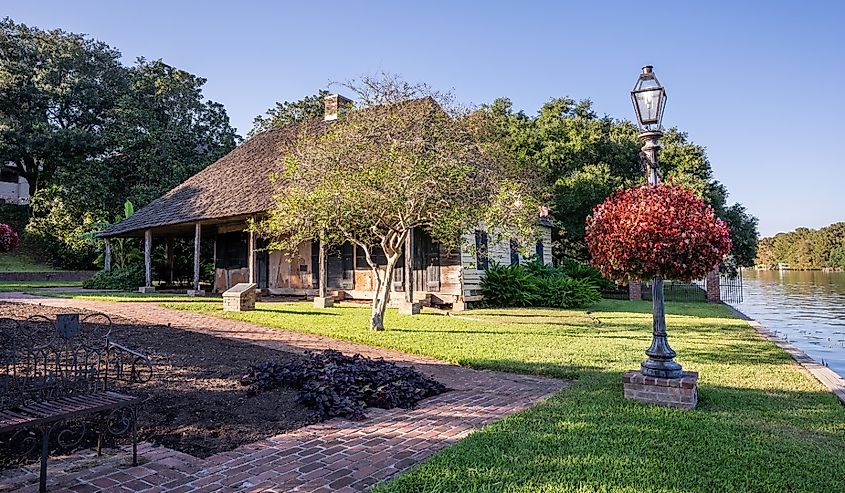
725,303 -> 845,405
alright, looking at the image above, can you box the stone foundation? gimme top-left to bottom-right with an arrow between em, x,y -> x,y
186,289 -> 206,297
138,286 -> 156,293
622,370 -> 698,409
398,302 -> 421,315
313,296 -> 334,308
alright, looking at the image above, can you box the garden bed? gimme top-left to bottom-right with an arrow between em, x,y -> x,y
0,303 -> 319,458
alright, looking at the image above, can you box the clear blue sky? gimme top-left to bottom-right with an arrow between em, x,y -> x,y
7,1 -> 844,237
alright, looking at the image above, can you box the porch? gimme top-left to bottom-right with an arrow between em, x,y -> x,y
108,220 -> 462,305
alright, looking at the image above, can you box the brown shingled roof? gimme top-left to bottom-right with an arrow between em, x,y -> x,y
99,121 -> 321,238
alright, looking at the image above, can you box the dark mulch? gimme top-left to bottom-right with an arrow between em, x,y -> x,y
0,303 -> 318,458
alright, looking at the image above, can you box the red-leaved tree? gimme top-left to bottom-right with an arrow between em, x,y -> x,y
0,224 -> 21,253
585,184 -> 732,282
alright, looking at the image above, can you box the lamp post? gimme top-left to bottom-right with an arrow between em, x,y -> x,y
631,65 -> 683,379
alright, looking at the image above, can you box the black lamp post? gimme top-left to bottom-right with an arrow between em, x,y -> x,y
631,65 -> 683,379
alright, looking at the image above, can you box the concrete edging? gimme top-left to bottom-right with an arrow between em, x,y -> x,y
725,304 -> 845,406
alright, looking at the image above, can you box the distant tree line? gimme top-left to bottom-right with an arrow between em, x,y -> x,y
0,18 -> 239,268
755,222 -> 845,270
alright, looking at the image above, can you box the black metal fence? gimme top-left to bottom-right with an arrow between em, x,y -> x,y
600,286 -> 630,300
718,270 -> 743,304
598,270 -> 744,304
642,280 -> 707,302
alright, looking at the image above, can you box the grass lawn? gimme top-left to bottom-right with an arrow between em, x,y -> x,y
0,280 -> 84,291
0,253 -> 57,272
160,299 -> 845,492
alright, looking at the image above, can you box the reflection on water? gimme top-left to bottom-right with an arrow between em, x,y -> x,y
736,270 -> 845,378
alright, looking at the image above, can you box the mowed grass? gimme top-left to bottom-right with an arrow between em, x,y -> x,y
163,300 -> 845,492
0,280 -> 84,292
0,253 -> 57,272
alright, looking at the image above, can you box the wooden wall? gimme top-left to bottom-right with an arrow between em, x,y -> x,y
459,225 -> 553,302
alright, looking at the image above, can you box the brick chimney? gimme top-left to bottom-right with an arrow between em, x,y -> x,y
324,94 -> 354,121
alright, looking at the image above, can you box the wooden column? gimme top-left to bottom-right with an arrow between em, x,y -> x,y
104,239 -> 111,272
143,229 -> 152,288
248,229 -> 256,284
405,229 -> 414,304
165,239 -> 174,284
318,236 -> 328,298
193,224 -> 201,291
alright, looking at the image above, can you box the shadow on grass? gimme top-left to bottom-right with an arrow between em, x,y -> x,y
377,364 -> 845,493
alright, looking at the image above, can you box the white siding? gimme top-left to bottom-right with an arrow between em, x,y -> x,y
459,224 -> 553,301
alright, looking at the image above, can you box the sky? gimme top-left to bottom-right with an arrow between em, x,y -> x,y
5,0 -> 844,237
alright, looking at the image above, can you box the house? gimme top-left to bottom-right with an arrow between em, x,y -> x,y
99,95 -> 552,309
0,164 -> 30,205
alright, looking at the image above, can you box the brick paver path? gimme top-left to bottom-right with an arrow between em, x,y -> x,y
0,294 -> 566,492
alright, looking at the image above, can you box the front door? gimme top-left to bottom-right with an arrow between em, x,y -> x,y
256,238 -> 270,289
413,229 -> 440,292
327,243 -> 354,289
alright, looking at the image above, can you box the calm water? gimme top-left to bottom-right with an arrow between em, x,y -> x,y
735,270 -> 845,378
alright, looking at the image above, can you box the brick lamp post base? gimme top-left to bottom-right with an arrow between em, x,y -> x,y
622,370 -> 699,409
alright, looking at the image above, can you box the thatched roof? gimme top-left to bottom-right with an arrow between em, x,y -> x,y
100,97 -> 551,238
99,121 -> 322,238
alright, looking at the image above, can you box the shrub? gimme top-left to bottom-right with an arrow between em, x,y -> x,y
560,261 -> 616,290
522,258 -> 562,279
480,262 -> 600,309
585,184 -> 732,282
480,263 -> 538,307
533,275 -> 601,308
83,265 -> 145,290
0,224 -> 20,253
241,350 -> 448,420
26,186 -> 102,269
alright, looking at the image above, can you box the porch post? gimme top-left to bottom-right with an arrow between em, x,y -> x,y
193,223 -> 201,291
141,229 -> 153,292
104,239 -> 111,272
314,233 -> 333,308
399,228 -> 420,315
405,230 -> 414,304
166,238 -> 174,284
248,228 -> 256,284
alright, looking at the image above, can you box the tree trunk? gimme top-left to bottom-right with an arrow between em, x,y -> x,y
18,156 -> 40,201
369,255 -> 399,331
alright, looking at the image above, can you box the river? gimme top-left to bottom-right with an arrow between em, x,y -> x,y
735,269 -> 845,378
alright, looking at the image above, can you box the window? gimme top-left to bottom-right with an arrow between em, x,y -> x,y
535,240 -> 544,264
510,240 -> 520,265
355,244 -> 387,270
475,230 -> 489,270
0,169 -> 18,184
215,232 -> 248,269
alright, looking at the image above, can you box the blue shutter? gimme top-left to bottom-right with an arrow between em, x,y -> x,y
535,240 -> 544,263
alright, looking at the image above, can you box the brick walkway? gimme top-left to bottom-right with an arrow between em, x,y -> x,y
0,294 -> 566,492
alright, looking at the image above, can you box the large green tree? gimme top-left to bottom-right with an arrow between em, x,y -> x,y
485,97 -> 759,266
0,17 -> 126,194
250,89 -> 329,136
2,18 -> 239,268
259,75 -> 543,330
